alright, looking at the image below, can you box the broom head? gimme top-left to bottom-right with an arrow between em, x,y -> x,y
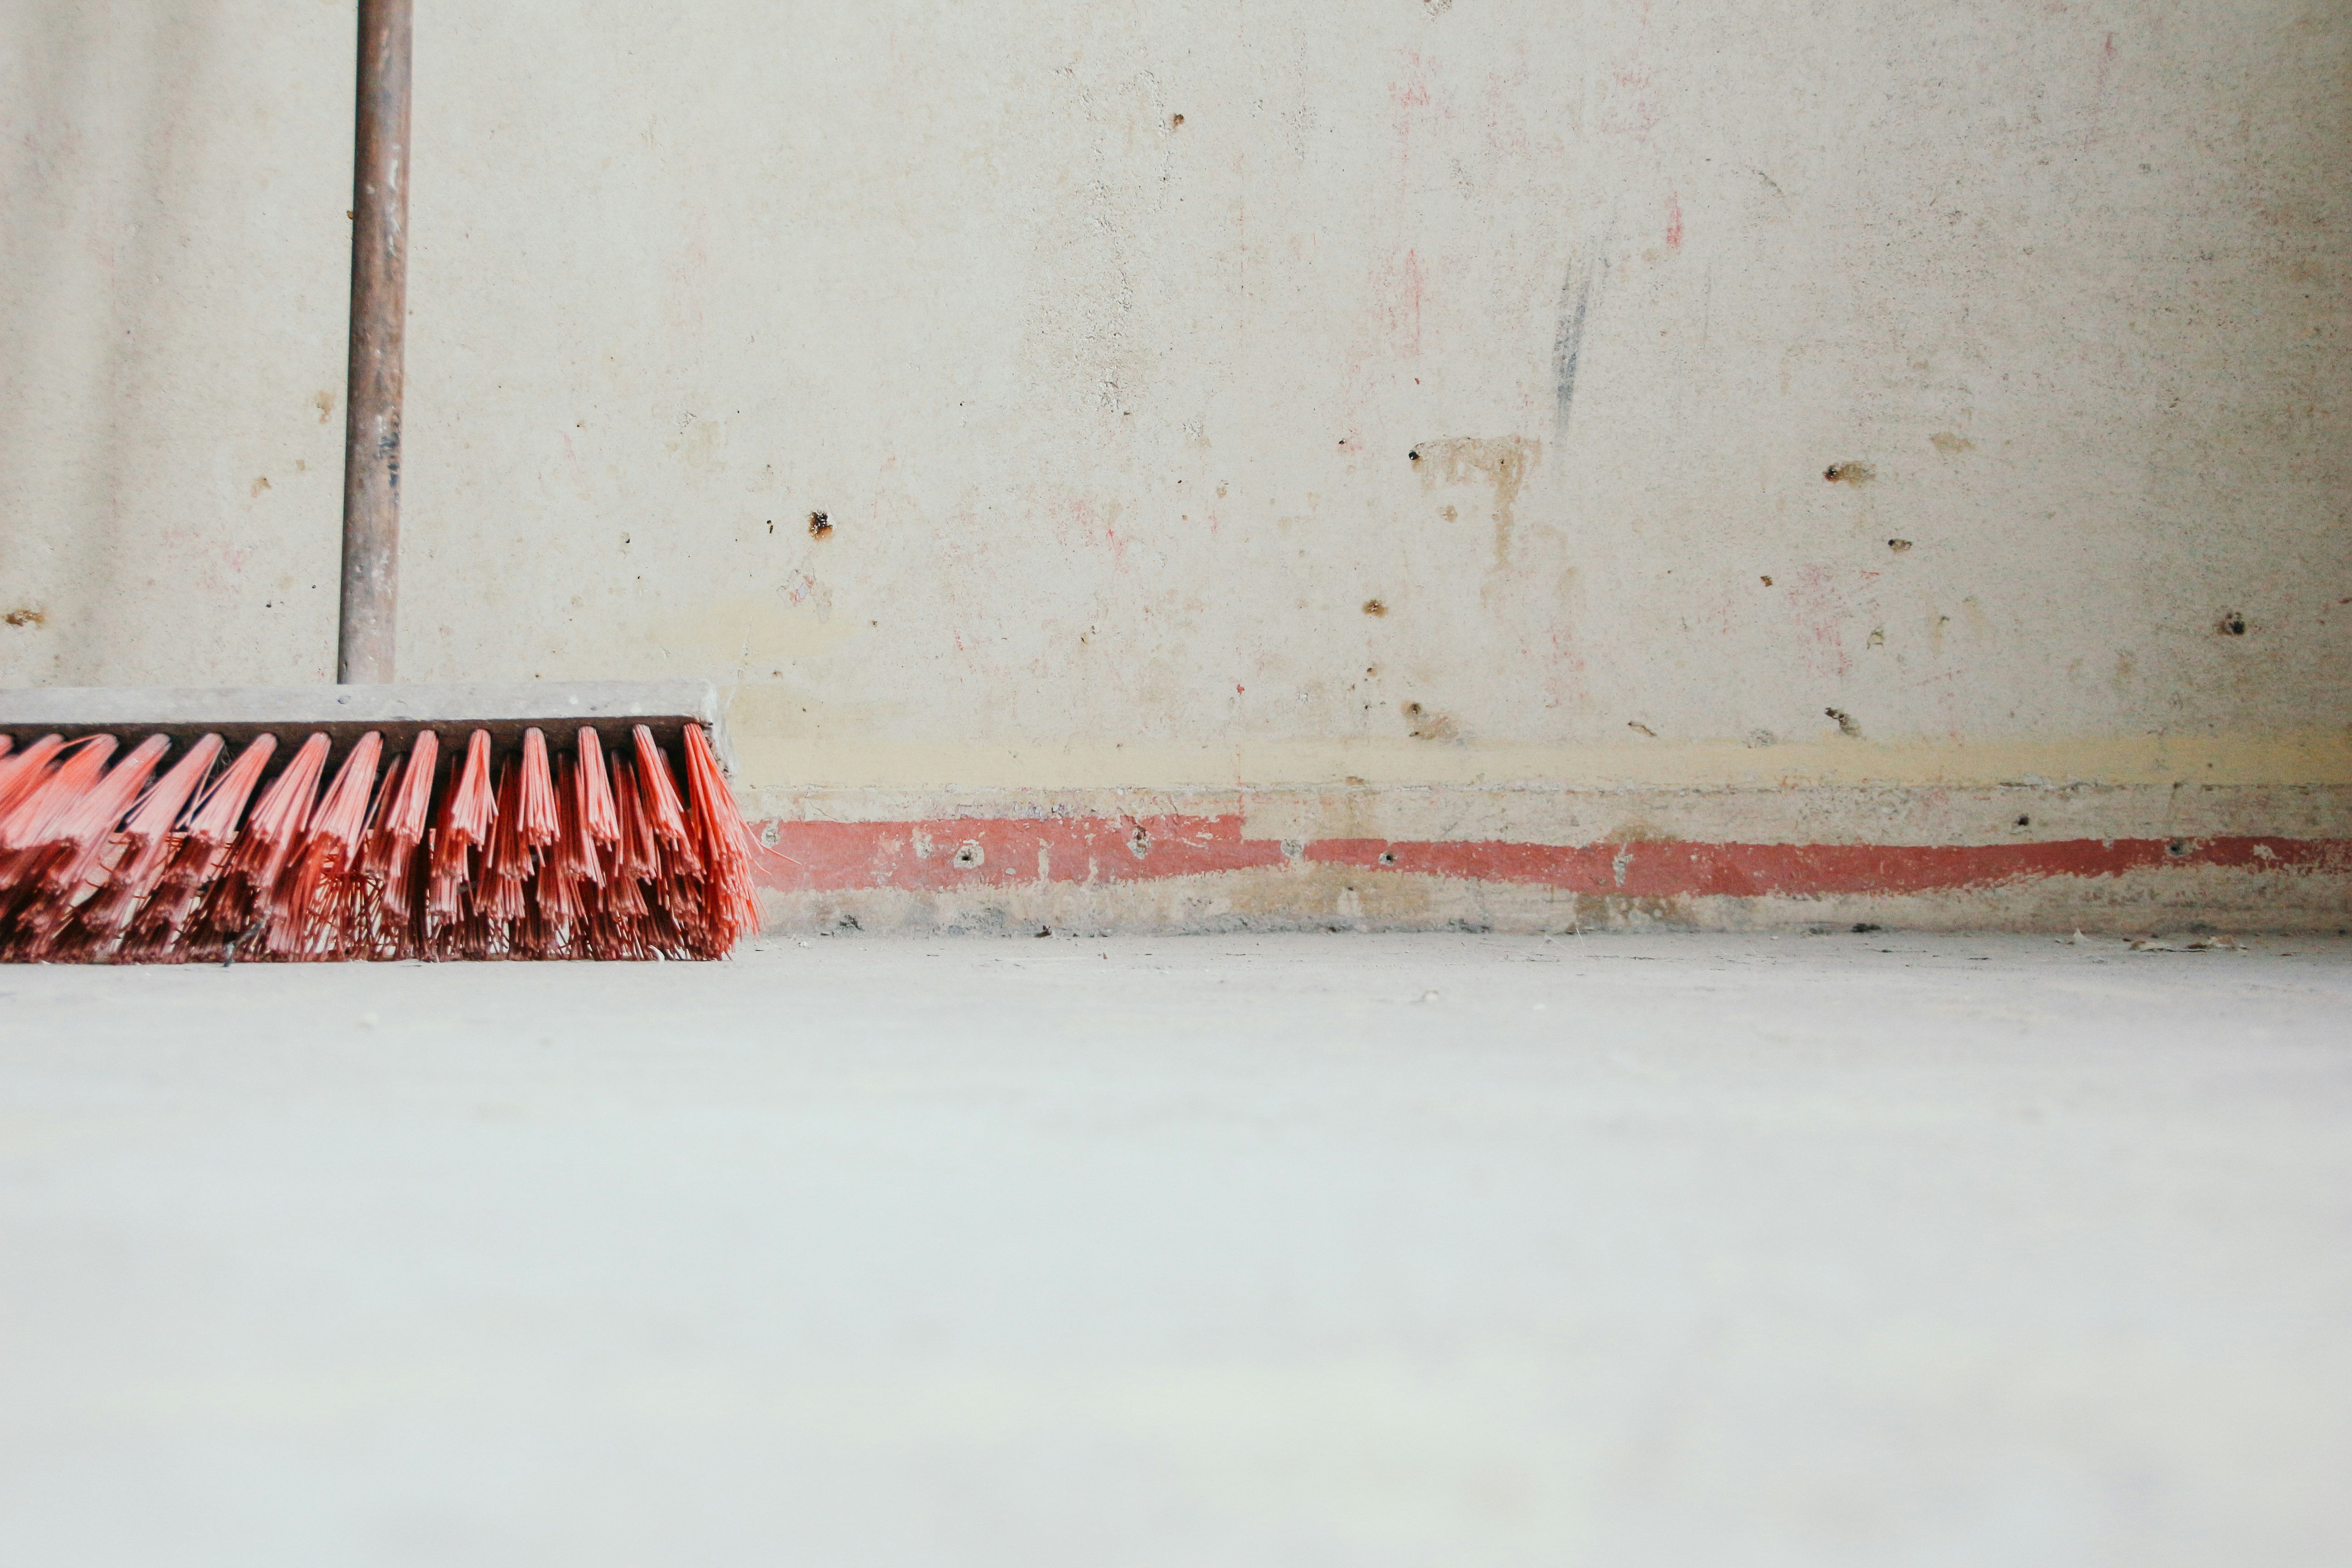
0,682 -> 760,962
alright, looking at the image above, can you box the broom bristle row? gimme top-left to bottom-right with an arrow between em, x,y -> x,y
0,723 -> 759,963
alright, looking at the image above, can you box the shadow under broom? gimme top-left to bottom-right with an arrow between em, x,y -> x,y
0,1 -> 762,962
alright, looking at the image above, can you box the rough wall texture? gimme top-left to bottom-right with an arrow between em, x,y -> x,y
3,1 -> 2347,930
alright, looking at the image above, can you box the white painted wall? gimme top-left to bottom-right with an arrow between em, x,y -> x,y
4,0 -> 2347,799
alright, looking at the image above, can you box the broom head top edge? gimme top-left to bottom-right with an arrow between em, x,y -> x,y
0,681 -> 730,772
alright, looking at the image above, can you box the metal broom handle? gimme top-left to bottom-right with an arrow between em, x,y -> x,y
338,0 -> 411,685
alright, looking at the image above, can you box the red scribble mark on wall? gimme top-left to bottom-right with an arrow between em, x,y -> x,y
1392,52 -> 1435,115
1543,624 -> 1589,712
1053,497 -> 1127,571
752,818 -> 2352,898
1604,65 -> 1659,140
1784,565 -> 1855,678
1480,64 -> 1536,162
1377,247 -> 1425,358
1665,192 -> 1683,249
1391,51 -> 1434,179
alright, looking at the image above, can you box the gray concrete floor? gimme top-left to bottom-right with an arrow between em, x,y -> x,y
2,932 -> 2347,1566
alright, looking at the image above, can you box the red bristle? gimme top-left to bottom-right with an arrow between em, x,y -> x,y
485,758 -> 533,885
338,746 -> 405,956
632,725 -> 689,849
576,727 -> 620,847
549,754 -> 588,882
386,731 -> 440,842
363,755 -> 411,940
569,746 -> 610,888
428,730 -> 495,925
364,730 -> 438,920
0,735 -> 164,957
438,731 -> 495,855
426,836 -> 469,926
518,729 -> 559,849
71,733 -> 225,943
426,838 -> 464,926
605,865 -> 647,919
274,734 -> 382,957
43,734 -> 170,894
1,735 -> 118,857
0,734 -> 66,821
537,758 -> 586,930
124,733 -> 279,956
681,722 -> 760,949
537,875 -> 580,930
603,757 -> 653,929
478,762 -> 531,931
610,759 -> 659,883
307,734 -> 384,867
201,733 -> 330,949
359,750 -> 407,884
233,733 -> 333,890
127,734 -> 224,842
480,868 -> 528,925
186,734 -> 280,845
449,730 -> 495,839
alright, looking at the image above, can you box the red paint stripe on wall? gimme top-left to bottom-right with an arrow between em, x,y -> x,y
752,817 -> 2352,898
1304,835 -> 2352,896
758,814 -> 1285,894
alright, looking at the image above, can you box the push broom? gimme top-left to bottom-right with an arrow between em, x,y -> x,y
0,0 -> 760,962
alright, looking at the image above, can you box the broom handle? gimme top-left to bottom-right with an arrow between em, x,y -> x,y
338,0 -> 412,685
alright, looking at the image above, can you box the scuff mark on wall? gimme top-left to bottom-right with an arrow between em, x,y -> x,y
1551,251 -> 1605,431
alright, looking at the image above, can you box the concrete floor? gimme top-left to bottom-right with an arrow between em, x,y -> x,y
1,933 -> 2347,1566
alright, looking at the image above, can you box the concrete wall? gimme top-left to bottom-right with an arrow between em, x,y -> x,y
4,0 -> 2347,930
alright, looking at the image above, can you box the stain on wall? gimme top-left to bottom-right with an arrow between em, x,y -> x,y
1411,436 -> 1539,568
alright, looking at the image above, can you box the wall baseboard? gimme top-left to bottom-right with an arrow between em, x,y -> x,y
747,784 -> 2352,935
